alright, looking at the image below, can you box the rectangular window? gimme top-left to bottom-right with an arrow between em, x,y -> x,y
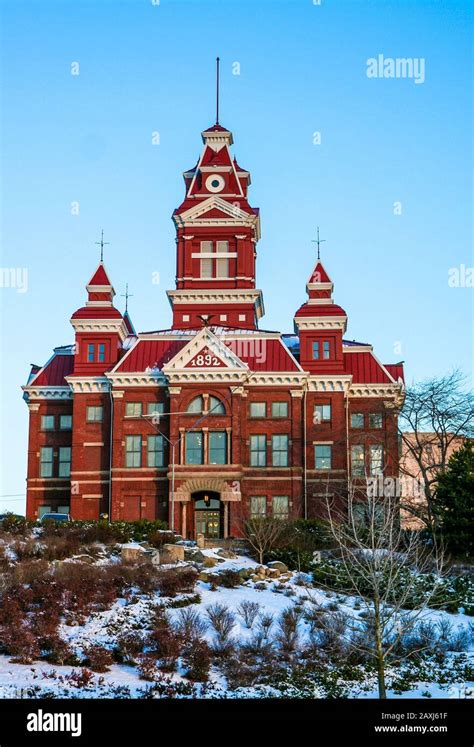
250,495 -> 266,518
323,341 -> 330,359
369,413 -> 383,429
273,495 -> 289,520
125,436 -> 142,468
314,404 -> 331,423
59,414 -> 72,430
272,401 -> 288,418
369,445 -> 384,476
125,402 -> 142,418
250,435 -> 266,466
351,413 -> 364,429
147,435 -> 164,467
98,343 -> 106,362
315,444 -> 332,470
209,431 -> 227,465
58,447 -> 71,478
312,341 -> 320,359
86,406 -> 103,422
185,431 -> 204,465
40,447 -> 54,477
272,434 -> 289,467
41,415 -> 55,431
147,402 -> 165,416
216,240 -> 229,278
351,445 -> 365,476
250,402 -> 266,418
200,240 -> 213,279
87,344 -> 95,362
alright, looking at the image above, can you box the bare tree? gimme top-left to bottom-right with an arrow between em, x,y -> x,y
398,369 -> 474,530
314,483 -> 445,698
242,517 -> 287,565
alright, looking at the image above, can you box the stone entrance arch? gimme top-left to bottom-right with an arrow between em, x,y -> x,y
174,477 -> 241,539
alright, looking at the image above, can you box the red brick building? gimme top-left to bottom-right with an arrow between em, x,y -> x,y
23,120 -> 405,538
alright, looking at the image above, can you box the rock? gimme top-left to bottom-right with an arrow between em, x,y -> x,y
238,569 -> 251,579
121,544 -> 147,562
267,568 -> 281,579
163,544 -> 185,562
255,565 -> 265,575
184,548 -> 206,563
267,560 -> 288,573
216,548 -> 238,559
196,533 -> 205,549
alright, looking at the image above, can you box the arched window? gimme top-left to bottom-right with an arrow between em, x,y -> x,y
187,396 -> 204,414
209,396 -> 225,415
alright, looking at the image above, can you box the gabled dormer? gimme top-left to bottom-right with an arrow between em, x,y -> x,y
70,262 -> 129,376
294,259 -> 347,374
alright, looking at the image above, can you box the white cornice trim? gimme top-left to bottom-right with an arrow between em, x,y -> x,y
163,327 -> 249,374
70,317 -> 128,341
307,375 -> 353,393
294,316 -> 348,332
22,385 -> 72,400
65,376 -> 110,394
343,344 -> 374,352
106,373 -> 168,387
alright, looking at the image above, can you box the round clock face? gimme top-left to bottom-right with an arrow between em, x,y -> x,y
206,174 -> 225,193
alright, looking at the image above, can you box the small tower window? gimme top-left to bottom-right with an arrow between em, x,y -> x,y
312,341 -> 320,359
87,344 -> 95,362
98,343 -> 106,362
323,341 -> 331,359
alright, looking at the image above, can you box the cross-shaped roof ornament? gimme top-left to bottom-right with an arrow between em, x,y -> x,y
95,229 -> 110,262
311,226 -> 326,261
121,283 -> 133,313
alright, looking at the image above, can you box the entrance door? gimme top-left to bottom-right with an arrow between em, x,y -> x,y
193,492 -> 222,538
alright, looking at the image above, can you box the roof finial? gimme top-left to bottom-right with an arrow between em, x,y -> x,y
216,56 -> 220,124
311,226 -> 326,261
121,283 -> 133,313
95,229 -> 110,263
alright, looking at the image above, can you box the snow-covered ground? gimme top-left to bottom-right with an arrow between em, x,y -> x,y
0,548 -> 472,699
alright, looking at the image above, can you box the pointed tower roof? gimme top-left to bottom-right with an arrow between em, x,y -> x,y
87,262 -> 113,288
308,260 -> 332,285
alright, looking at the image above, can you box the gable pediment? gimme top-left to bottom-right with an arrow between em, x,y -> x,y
178,196 -> 255,223
162,327 -> 248,373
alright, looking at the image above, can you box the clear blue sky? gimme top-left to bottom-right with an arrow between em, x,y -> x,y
0,0 -> 472,513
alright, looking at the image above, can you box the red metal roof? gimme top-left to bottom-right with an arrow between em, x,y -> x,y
116,339 -> 187,372
343,352 -> 392,384
203,123 -> 230,132
88,263 -> 112,286
294,302 -> 347,317
32,354 -> 74,386
115,336 -> 300,373
309,261 -> 332,284
71,305 -> 122,319
385,363 -> 405,383
224,339 -> 300,372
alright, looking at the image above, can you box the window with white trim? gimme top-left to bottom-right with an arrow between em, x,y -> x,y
198,240 -> 229,279
272,434 -> 289,466
41,415 -> 55,431
125,402 -> 142,418
369,445 -> 384,476
125,436 -> 142,468
351,445 -> 365,476
147,435 -> 164,467
59,414 -> 72,430
314,404 -> 331,423
272,402 -> 288,418
273,495 -> 289,520
315,444 -> 332,470
250,402 -> 266,418
58,447 -> 71,478
40,447 -> 54,477
250,496 -> 266,518
250,435 -> 266,466
87,406 -> 103,422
